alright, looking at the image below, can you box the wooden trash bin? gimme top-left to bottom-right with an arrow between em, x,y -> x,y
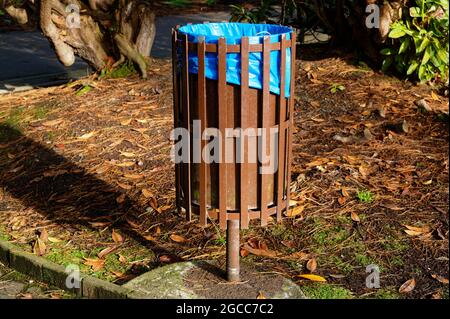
171,23 -> 296,231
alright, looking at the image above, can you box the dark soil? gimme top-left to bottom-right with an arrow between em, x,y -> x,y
184,261 -> 288,299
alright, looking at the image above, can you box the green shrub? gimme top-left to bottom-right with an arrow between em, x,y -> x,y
381,0 -> 449,83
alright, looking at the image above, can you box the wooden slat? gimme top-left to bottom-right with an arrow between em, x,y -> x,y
171,28 -> 181,213
285,30 -> 297,216
181,33 -> 192,221
218,37 -> 228,229
240,36 -> 249,229
187,41 -> 292,54
197,37 -> 208,226
260,36 -> 271,227
276,34 -> 287,222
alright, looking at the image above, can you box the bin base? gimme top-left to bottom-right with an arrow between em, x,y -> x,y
124,260 -> 306,299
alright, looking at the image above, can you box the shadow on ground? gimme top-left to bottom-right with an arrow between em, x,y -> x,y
0,124 -> 185,278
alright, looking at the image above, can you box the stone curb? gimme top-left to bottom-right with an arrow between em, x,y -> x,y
0,239 -> 132,299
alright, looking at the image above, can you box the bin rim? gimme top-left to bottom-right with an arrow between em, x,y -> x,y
177,22 -> 293,43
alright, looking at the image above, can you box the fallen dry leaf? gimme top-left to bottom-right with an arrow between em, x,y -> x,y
281,240 -> 296,248
143,234 -> 156,241
285,205 -> 305,218
126,218 -> 141,229
47,236 -> 63,243
89,221 -> 112,228
84,258 -> 105,272
118,254 -> 127,263
431,274 -> 449,285
306,258 -> 317,273
39,228 -> 48,242
399,278 -> 416,293
117,182 -> 132,190
142,188 -> 154,199
240,248 -> 249,257
112,229 -> 124,243
98,245 -> 119,259
337,196 -> 347,206
123,173 -> 144,180
242,244 -> 278,258
42,119 -> 64,127
121,118 -> 132,126
159,255 -> 172,262
297,274 -> 327,282
33,238 -> 47,256
77,131 -> 95,139
119,151 -> 136,158
403,225 -> 430,236
256,291 -> 266,299
116,193 -> 126,204
341,187 -> 349,197
351,212 -> 361,222
170,234 -> 187,243
284,251 -> 309,260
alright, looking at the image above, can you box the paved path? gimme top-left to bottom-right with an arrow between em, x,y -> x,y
0,261 -> 72,299
0,11 -> 230,93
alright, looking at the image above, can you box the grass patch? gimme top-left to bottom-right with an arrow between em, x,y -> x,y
354,253 -> 376,267
381,237 -> 409,252
267,223 -> 295,241
312,224 -> 349,247
33,105 -> 50,120
357,190 -> 374,203
328,256 -> 354,275
100,61 -> 137,79
368,288 -> 401,299
302,283 -> 353,299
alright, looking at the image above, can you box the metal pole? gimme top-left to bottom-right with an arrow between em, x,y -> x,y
226,219 -> 240,282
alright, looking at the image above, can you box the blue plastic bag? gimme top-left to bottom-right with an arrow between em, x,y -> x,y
178,23 -> 293,97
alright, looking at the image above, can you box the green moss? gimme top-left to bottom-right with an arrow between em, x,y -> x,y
389,255 -> 404,267
312,225 -> 349,246
381,237 -> 409,252
100,61 -> 137,79
267,223 -> 295,241
302,283 -> 353,299
355,253 -> 375,267
46,247 -> 88,273
329,256 -> 354,275
0,226 -> 12,241
369,288 -> 401,299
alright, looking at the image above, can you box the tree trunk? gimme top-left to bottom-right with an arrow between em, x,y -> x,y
2,0 -> 156,78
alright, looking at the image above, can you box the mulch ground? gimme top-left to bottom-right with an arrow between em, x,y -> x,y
0,45 -> 448,298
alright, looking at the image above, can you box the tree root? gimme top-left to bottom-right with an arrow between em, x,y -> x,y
114,33 -> 147,79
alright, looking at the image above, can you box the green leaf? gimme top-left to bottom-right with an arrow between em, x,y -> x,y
399,38 -> 411,54
406,61 -> 419,75
422,46 -> 433,65
418,64 -> 427,82
76,85 -> 92,96
382,56 -> 394,73
417,37 -> 430,53
380,48 -> 394,55
389,28 -> 406,39
409,7 -> 421,17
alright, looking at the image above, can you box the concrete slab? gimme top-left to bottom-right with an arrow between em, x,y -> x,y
124,261 -> 306,299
